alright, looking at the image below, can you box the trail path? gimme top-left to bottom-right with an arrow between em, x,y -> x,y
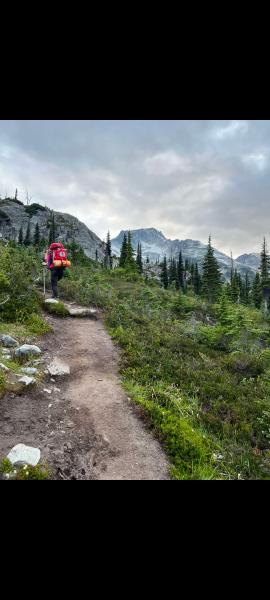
0,306 -> 170,480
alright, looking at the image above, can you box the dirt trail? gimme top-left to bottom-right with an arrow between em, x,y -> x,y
0,311 -> 170,480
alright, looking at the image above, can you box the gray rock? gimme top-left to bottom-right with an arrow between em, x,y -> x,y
45,299 -> 59,305
7,444 -> 41,467
0,363 -> 9,372
0,334 -> 18,348
48,358 -> 70,377
18,376 -> 35,386
15,344 -> 42,358
21,367 -> 38,376
0,199 -> 105,263
69,308 -> 97,318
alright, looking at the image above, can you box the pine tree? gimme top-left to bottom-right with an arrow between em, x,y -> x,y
119,234 -> 128,267
177,251 -> 185,291
146,256 -> 150,264
194,263 -> 202,295
126,231 -> 137,270
169,257 -> 177,287
230,270 -> 240,303
34,222 -> 40,249
15,188 -> 18,201
190,263 -> 195,286
104,231 -> 113,269
161,257 -> 169,289
136,243 -> 143,274
244,273 -> 251,305
260,238 -> 270,313
252,272 -> 262,309
24,220 -> 31,246
201,236 -> 222,303
95,249 -> 98,262
18,226 -> 23,245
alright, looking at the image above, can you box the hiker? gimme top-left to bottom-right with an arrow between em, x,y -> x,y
45,242 -> 71,299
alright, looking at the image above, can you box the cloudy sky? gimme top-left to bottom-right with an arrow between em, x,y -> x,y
0,119 -> 269,256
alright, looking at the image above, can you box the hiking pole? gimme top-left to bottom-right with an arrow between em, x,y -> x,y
42,263 -> 47,298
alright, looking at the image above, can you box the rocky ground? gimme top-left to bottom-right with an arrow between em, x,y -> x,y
0,305 -> 170,480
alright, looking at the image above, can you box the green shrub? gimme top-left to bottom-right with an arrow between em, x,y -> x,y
43,301 -> 70,317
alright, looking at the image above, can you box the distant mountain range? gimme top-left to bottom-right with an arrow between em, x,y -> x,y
112,228 -> 259,279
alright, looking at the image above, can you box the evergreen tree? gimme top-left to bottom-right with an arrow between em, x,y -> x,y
18,226 -> 23,245
104,231 -> 113,269
95,249 -> 98,262
15,188 -> 18,201
161,256 -> 169,289
119,234 -> 128,267
190,263 -> 195,286
230,270 -> 240,303
194,263 -> 202,295
24,220 -> 31,246
177,251 -> 185,291
260,238 -> 270,313
34,222 -> 40,249
146,256 -> 150,264
169,257 -> 177,286
126,231 -> 137,269
252,272 -> 262,309
136,243 -> 143,274
201,236 -> 222,303
244,273 -> 251,305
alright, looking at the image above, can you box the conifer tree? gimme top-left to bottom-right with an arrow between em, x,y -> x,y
169,257 -> 177,286
201,236 -> 222,303
260,238 -> 270,313
119,234 -> 128,267
177,251 -> 185,291
34,222 -> 40,249
126,231 -> 137,269
136,243 -> 143,274
104,231 -> 113,269
161,256 -> 169,289
244,273 -> 251,305
146,256 -> 150,264
253,272 -> 262,309
194,263 -> 202,295
18,226 -> 23,245
95,249 -> 98,262
231,270 -> 240,303
24,220 -> 31,246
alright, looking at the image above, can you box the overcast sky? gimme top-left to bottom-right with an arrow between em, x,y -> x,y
0,119 -> 269,256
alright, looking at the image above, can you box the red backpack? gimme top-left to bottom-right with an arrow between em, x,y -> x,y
49,243 -> 71,268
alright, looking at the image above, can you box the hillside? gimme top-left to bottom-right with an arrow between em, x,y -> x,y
0,198 -> 105,261
112,228 -> 257,279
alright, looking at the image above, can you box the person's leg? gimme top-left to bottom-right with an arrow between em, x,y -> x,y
57,268 -> 64,283
51,269 -> 58,298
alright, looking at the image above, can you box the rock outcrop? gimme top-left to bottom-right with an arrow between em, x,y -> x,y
0,198 -> 105,261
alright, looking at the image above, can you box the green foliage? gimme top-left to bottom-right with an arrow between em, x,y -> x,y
0,458 -> 50,480
202,237 -> 223,303
0,245 -> 41,322
43,301 -> 70,317
25,203 -> 46,217
0,208 -> 10,220
24,220 -> 32,246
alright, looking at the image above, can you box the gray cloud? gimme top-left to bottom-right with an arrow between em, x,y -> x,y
0,120 -> 269,254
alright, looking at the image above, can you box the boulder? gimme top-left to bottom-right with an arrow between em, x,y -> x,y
15,344 -> 42,358
0,335 -> 18,348
7,444 -> 41,467
18,376 -> 35,386
68,308 -> 97,318
45,299 -> 59,305
47,358 -> 70,376
21,367 -> 39,376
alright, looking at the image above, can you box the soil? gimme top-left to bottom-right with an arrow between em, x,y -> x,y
0,309 -> 170,480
